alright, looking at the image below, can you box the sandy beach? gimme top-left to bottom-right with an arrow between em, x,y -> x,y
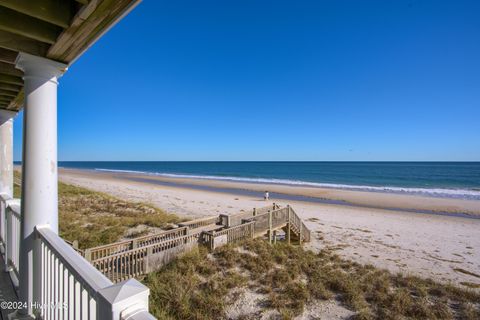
58,167 -> 480,290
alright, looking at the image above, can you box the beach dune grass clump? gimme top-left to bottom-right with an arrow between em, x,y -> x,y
144,239 -> 480,320
57,182 -> 180,248
14,172 -> 180,249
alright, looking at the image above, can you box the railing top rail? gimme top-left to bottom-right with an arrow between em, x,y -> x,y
134,226 -> 187,240
214,221 -> 255,235
227,210 -> 254,218
179,215 -> 218,225
250,207 -> 287,219
36,226 -> 112,293
255,203 -> 279,212
6,199 -> 21,216
92,231 -> 202,262
87,226 -> 189,253
226,204 -> 279,218
0,192 -> 12,202
87,238 -> 135,252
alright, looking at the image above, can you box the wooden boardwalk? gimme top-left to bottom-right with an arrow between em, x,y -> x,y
82,204 -> 311,283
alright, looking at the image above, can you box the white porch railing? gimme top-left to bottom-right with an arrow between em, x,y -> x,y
0,193 -> 13,249
0,196 -> 157,320
1,194 -> 21,289
5,198 -> 21,279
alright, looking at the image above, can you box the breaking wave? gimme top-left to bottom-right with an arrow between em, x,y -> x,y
94,168 -> 480,200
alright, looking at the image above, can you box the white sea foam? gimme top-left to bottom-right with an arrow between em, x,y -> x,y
94,168 -> 480,200
95,168 -> 148,174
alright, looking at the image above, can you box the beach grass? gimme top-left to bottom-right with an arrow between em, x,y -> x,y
58,182 -> 181,248
13,171 -> 180,249
144,239 -> 480,320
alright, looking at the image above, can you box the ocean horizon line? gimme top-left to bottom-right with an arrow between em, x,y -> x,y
15,160 -> 480,163
14,161 -> 480,200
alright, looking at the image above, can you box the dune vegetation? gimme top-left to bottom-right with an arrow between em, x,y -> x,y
14,171 -> 180,249
144,240 -> 480,320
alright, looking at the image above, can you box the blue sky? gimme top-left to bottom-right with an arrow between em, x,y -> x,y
13,0 -> 480,161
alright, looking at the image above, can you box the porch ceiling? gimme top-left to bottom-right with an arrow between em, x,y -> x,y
0,0 -> 140,112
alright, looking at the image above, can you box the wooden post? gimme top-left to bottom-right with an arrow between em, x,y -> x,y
299,223 -> 303,246
253,208 -> 256,217
273,230 -> 277,244
211,231 -> 215,250
287,224 -> 291,244
144,246 -> 153,273
84,248 -> 92,262
268,210 -> 272,244
287,206 -> 291,244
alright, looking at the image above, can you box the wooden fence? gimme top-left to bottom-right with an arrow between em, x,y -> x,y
202,221 -> 255,250
178,216 -> 219,229
84,227 -> 188,261
91,232 -> 201,283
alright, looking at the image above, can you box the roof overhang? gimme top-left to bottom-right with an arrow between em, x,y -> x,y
0,0 -> 141,113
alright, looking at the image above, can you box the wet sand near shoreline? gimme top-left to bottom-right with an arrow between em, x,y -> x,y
60,167 -> 480,217
57,167 -> 480,289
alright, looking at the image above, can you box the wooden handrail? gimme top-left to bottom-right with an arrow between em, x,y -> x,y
178,215 -> 219,229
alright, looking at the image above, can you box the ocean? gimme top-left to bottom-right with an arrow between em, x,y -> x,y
53,161 -> 480,200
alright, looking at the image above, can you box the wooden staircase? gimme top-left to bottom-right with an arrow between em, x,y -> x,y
285,206 -> 311,243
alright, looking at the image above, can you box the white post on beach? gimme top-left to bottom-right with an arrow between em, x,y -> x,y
15,52 -> 67,316
0,111 -> 15,198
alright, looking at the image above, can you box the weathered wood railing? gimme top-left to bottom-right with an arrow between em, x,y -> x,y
288,206 -> 311,242
178,216 -> 219,229
245,207 -> 289,236
91,231 -> 201,283
214,221 -> 255,242
85,240 -> 133,262
85,227 -> 189,261
205,205 -> 310,249
64,239 -> 85,256
255,203 -> 281,215
203,221 -> 255,250
219,203 -> 281,227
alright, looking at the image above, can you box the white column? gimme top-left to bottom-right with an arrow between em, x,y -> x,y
15,53 -> 67,317
0,110 -> 15,198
